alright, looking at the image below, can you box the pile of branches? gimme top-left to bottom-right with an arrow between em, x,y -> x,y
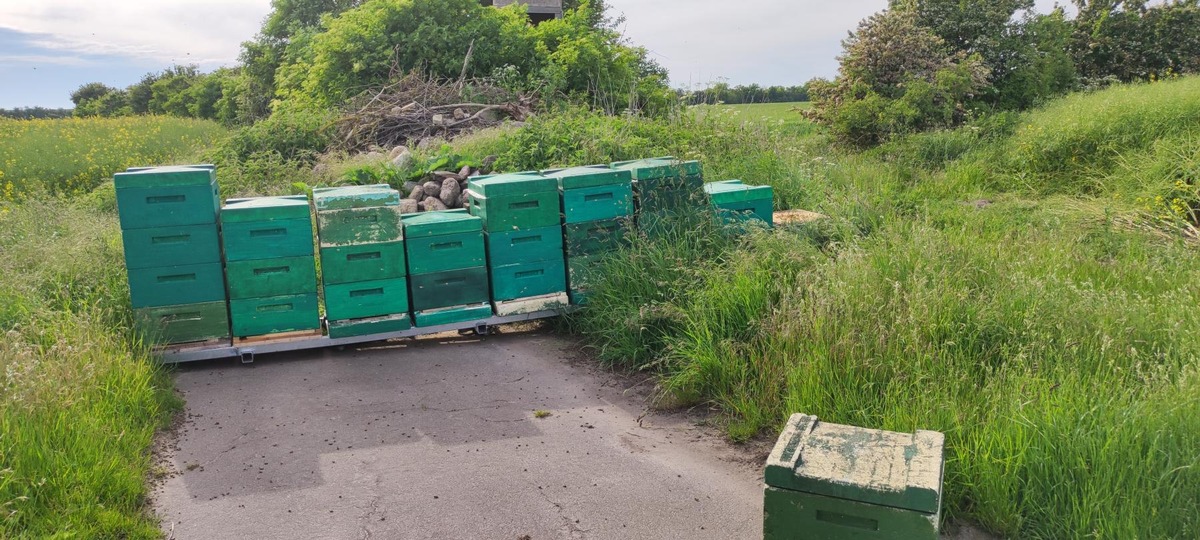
334,72 -> 535,152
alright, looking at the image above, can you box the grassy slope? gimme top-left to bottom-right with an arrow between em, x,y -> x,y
0,117 -> 223,537
484,79 -> 1200,538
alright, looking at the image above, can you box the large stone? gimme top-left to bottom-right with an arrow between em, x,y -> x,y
389,146 -> 409,159
422,181 -> 442,197
399,199 -> 419,214
391,148 -> 413,169
440,178 -> 461,208
408,186 -> 425,202
424,197 -> 448,211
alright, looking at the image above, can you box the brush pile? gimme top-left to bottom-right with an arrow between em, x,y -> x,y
335,72 -> 534,152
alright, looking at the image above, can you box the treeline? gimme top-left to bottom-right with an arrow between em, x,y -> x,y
69,0 -> 670,125
683,83 -> 808,105
808,0 -> 1200,146
1,107 -> 74,120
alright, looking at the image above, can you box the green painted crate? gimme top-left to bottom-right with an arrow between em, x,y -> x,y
486,226 -> 564,267
323,277 -> 411,322
466,172 -> 556,197
567,254 -> 603,290
567,288 -> 590,306
489,258 -> 567,302
327,313 -> 412,339
312,184 -> 400,210
134,301 -> 229,345
221,195 -> 310,222
636,186 -> 707,214
222,218 -> 316,261
402,209 -> 482,238
225,256 -> 317,300
405,230 -> 485,275
704,180 -> 774,226
542,165 -> 632,191
229,293 -> 321,337
127,262 -> 226,308
763,414 -> 944,540
320,240 -> 407,285
413,303 -> 493,328
560,183 -> 634,224
114,166 -> 220,230
408,267 -> 490,311
466,189 -> 561,232
564,218 -> 630,257
611,157 -> 704,192
316,206 -> 404,247
121,223 -> 221,270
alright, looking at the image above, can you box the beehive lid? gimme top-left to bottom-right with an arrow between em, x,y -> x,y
467,172 -> 557,198
610,157 -> 702,181
312,185 -> 400,210
541,165 -> 632,190
221,195 -> 311,223
764,414 -> 944,514
113,166 -> 216,189
704,180 -> 773,204
402,209 -> 482,238
126,164 -> 215,173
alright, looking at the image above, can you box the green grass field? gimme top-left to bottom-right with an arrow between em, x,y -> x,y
691,101 -> 815,137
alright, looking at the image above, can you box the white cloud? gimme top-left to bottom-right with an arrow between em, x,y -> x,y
0,0 -> 273,67
0,53 -> 91,66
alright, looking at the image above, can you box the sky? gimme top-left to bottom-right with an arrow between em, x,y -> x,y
0,0 -> 1069,109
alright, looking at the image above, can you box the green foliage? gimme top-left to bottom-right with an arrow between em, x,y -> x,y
0,108 -> 73,120
214,104 -> 335,164
684,82 -> 809,105
1070,0 -> 1200,84
69,82 -> 117,107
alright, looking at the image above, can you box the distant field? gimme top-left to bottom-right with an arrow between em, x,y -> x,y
0,116 -> 226,199
693,101 -> 815,136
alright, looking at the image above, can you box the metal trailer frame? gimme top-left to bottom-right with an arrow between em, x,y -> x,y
158,309 -> 566,364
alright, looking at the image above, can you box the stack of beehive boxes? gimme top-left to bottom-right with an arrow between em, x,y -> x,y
611,156 -> 706,233
313,185 -> 412,338
116,165 -> 230,346
703,180 -> 775,227
541,166 -> 633,305
221,196 -> 320,339
402,209 -> 493,326
466,173 -> 568,315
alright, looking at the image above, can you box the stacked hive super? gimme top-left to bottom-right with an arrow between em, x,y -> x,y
116,165 -> 230,347
221,196 -> 320,340
402,209 -> 493,326
541,166 -> 634,306
703,180 -> 774,227
314,185 -> 412,338
611,156 -> 706,233
466,173 -> 568,315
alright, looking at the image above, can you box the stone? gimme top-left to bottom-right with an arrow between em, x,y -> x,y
440,178 -> 461,208
389,146 -> 408,159
399,199 -> 419,214
408,186 -> 425,202
424,197 -> 448,212
458,165 -> 472,180
403,181 -> 420,192
453,108 -> 467,120
422,181 -> 441,197
391,148 -> 412,168
432,114 -> 446,126
481,155 -> 498,174
433,171 -> 459,181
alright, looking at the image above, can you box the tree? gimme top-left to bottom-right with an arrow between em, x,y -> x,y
70,83 -> 116,106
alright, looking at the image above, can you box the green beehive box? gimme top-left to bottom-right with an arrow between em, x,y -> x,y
542,165 -> 632,191
323,277 -> 411,322
705,180 -> 774,226
413,303 -> 493,328
229,293 -> 320,337
222,195 -> 310,222
225,256 -> 317,300
560,183 -> 634,224
567,289 -> 590,306
316,206 -> 404,247
637,185 -> 706,214
567,254 -> 603,290
408,266 -> 490,311
466,189 -> 561,232
114,166 -> 220,230
486,226 -> 564,267
565,218 -> 629,257
320,240 -> 407,285
402,211 -> 485,274
327,313 -> 412,339
312,184 -> 400,210
121,223 -> 221,270
489,258 -> 567,302
611,157 -> 703,191
763,414 -> 945,540
466,172 -> 556,197
134,301 -> 230,345
127,262 -> 227,308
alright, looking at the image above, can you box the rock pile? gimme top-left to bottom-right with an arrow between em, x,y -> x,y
400,158 -> 496,213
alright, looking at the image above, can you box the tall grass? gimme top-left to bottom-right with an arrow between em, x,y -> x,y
0,116 -> 226,198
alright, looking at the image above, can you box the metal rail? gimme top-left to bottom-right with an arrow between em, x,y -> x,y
158,309 -> 566,364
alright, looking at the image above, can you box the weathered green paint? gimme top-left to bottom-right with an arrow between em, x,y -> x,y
405,230 -> 485,275
320,241 -> 407,285
408,267 -> 490,311
466,172 -> 556,197
489,258 -> 567,302
467,189 -> 562,232
413,303 -> 494,327
763,487 -> 939,540
229,293 -> 321,337
705,180 -> 774,226
567,254 -> 603,289
312,184 -> 400,210
113,165 -> 215,189
564,218 -> 630,257
323,277 -> 411,321
567,288 -> 590,306
542,165 -> 632,190
316,206 -> 404,247
127,262 -> 227,308
485,226 -> 564,267
115,179 -> 220,230
221,195 -> 311,223
401,209 -> 482,238
225,256 -> 318,300
222,218 -> 316,261
610,157 -> 702,181
561,183 -> 634,224
134,301 -> 229,345
327,313 -> 413,338
121,223 -> 221,270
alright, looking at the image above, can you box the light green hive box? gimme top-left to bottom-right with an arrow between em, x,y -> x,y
542,166 -> 634,224
229,293 -> 321,337
402,210 -> 486,275
610,156 -> 704,192
113,166 -> 220,230
564,218 -> 630,257
323,277 -> 411,322
127,262 -> 227,308
763,414 -> 945,540
221,196 -> 316,261
224,255 -> 318,300
320,240 -> 408,285
704,180 -> 774,227
485,225 -> 564,267
488,258 -> 567,302
121,223 -> 221,270
134,301 -> 230,345
312,184 -> 401,210
466,172 -> 561,231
